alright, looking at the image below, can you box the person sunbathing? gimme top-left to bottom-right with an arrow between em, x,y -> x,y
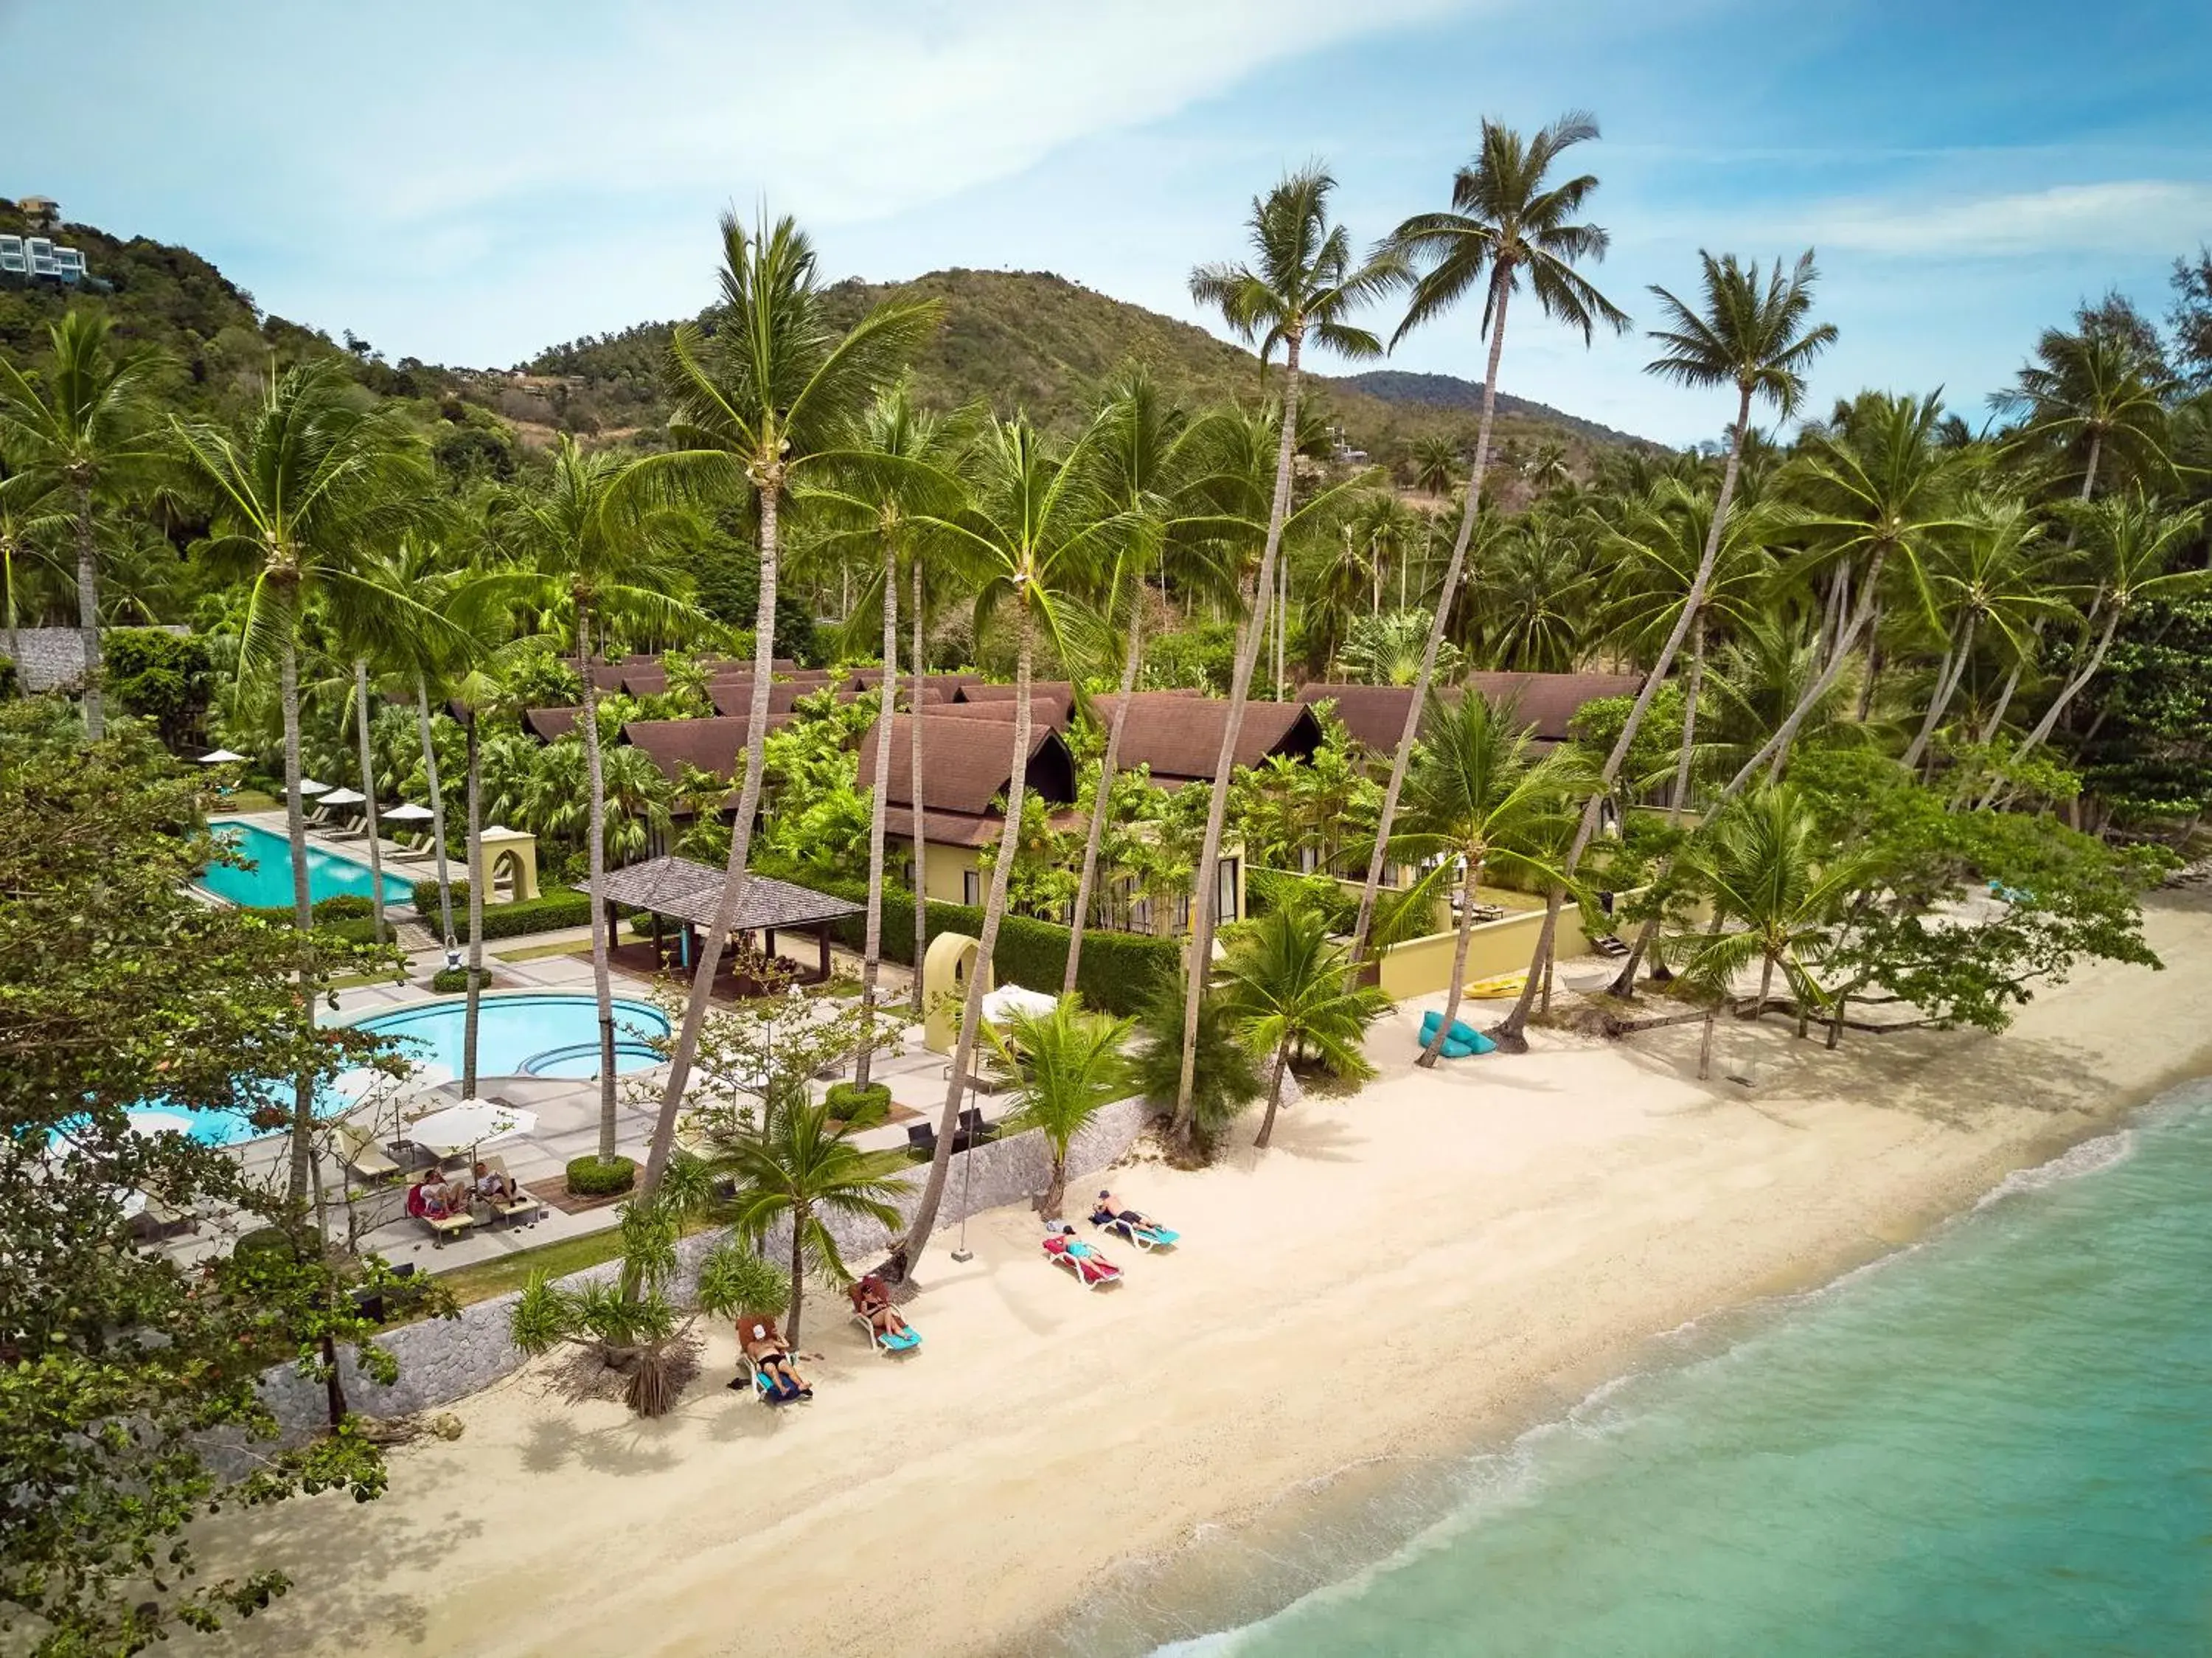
733,1314 -> 809,1398
473,1161 -> 515,1203
406,1170 -> 469,1221
1091,1190 -> 1155,1229
849,1273 -> 910,1339
1045,1222 -> 1118,1280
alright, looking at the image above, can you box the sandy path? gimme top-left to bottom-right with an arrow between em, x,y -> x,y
194,896 -> 2212,1658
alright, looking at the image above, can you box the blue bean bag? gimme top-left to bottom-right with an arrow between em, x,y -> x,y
1419,1010 -> 1497,1057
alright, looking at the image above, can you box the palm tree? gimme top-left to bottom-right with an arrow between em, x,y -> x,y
1349,113 -> 1630,973
0,312 -> 162,740
1129,973 -> 1267,1154
1218,901 -> 1388,1149
891,413 -> 1116,1275
1410,433 -> 1461,497
494,437 -> 699,1165
1397,689 -> 1590,1065
173,360 -> 434,1201
1900,496 -> 2062,769
1992,493 -> 2208,787
711,1090 -> 912,1347
1175,164 -> 1394,1149
1065,366 -> 1228,991
1668,785 -> 1874,1027
637,212 -> 939,1204
1470,513 -> 1598,671
984,996 -> 1135,1218
803,385 -> 964,1081
1992,321 -> 2176,503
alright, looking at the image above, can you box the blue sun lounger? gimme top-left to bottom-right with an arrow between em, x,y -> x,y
852,1308 -> 922,1354
1093,1213 -> 1179,1251
1420,1009 -> 1497,1059
738,1351 -> 810,1404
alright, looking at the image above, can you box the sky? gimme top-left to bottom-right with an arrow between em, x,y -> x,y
4,0 -> 2207,445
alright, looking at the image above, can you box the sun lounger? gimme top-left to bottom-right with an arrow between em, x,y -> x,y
737,1351 -> 810,1404
478,1156 -> 546,1227
1042,1233 -> 1122,1288
1092,1213 -> 1178,1251
851,1308 -> 922,1354
335,1123 -> 403,1184
416,1207 -> 473,1247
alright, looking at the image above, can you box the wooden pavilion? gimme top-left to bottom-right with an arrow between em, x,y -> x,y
588,856 -> 862,994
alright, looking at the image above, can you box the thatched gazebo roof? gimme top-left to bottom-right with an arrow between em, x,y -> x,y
587,856 -> 860,933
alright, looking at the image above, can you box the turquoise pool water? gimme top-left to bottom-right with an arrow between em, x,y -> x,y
198,818 -> 417,910
351,994 -> 671,1080
1057,1080 -> 2212,1658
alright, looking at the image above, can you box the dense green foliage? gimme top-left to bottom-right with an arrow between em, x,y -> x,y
823,1080 -> 893,1128
410,880 -> 594,940
565,1155 -> 637,1196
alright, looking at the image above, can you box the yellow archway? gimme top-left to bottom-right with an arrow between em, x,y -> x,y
472,826 -> 540,904
922,931 -> 992,1054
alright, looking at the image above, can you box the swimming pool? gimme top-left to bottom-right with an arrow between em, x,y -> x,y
350,994 -> 672,1080
198,818 -> 418,910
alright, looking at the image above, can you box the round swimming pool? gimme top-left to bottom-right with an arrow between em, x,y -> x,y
350,994 -> 672,1080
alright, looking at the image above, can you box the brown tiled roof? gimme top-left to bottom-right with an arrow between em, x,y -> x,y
856,713 -> 1077,814
849,667 -> 979,693
1296,684 -> 1420,750
588,855 -> 860,932
1463,671 -> 1643,740
523,707 -> 584,742
932,693 -> 1074,730
618,716 -> 791,783
957,680 -> 1074,704
587,664 -> 625,692
1092,693 -> 1324,783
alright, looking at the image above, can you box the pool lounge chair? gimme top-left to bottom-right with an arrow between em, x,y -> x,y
1042,1232 -> 1122,1289
478,1156 -> 546,1227
737,1350 -> 810,1404
1092,1212 -> 1178,1251
335,1123 -> 403,1185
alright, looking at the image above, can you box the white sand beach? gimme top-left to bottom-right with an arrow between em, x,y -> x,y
193,894 -> 2212,1658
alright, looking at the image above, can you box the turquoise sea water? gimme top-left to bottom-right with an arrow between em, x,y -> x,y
352,994 -> 671,1080
198,819 -> 417,909
1073,1080 -> 2212,1658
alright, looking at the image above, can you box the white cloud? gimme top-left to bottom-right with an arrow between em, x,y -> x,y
1788,179 -> 2212,258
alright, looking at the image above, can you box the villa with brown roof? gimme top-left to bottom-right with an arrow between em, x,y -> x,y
1300,672 -> 1644,753
1092,692 -> 1324,785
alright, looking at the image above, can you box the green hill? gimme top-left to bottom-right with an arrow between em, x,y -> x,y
523,268 -> 1661,472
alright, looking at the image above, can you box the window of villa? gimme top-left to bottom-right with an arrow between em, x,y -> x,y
1215,856 -> 1239,923
962,869 -> 981,906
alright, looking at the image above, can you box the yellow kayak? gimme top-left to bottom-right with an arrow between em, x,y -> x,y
1462,971 -> 1528,999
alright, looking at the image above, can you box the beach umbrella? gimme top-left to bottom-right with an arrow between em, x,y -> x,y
402,1061 -> 455,1099
197,747 -> 247,764
404,1099 -> 536,1159
383,802 -> 435,822
981,985 -> 1059,1026
298,778 -> 332,797
318,786 -> 366,807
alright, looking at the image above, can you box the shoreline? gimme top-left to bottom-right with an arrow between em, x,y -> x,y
1036,1071 -> 2212,1657
188,894 -> 2212,1658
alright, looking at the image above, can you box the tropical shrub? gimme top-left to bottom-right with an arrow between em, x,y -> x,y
565,1155 -> 636,1197
1130,972 -> 1265,1155
410,881 -> 594,940
824,1081 -> 893,1128
105,627 -> 215,747
428,965 -> 493,994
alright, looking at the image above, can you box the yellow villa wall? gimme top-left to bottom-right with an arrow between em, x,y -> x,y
887,830 -> 1248,941
1375,903 -> 1593,1001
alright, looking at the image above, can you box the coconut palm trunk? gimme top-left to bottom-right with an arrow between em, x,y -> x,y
1671,614 -> 1707,821
573,621 -> 622,1160
1255,1046 -> 1291,1151
414,674 -> 456,951
278,630 -> 316,1203
352,659 -> 389,946
73,486 -> 103,741
639,488 -> 784,1193
2003,606 -> 2121,771
1902,613 -> 1974,770
1064,607 -> 1143,993
1416,856 -> 1487,1066
855,538 -> 899,1089
1173,336 -> 1303,1142
462,710 -> 486,1097
788,1199 -> 810,1347
909,558 -> 929,1017
1349,288 -> 1511,968
898,601 -> 1034,1272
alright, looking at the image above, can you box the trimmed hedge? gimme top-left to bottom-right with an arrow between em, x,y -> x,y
799,874 -> 1180,1017
410,881 -> 596,942
824,1081 -> 892,1129
566,1155 -> 636,1197
428,965 -> 494,994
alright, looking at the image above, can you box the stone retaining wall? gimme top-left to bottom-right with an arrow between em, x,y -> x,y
254,1095 -> 1157,1435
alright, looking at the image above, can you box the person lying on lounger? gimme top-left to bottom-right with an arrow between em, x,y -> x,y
849,1273 -> 911,1339
406,1170 -> 470,1221
1091,1190 -> 1157,1229
473,1161 -> 516,1203
733,1314 -> 810,1398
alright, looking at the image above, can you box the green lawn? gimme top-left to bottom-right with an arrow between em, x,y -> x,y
429,1226 -> 629,1308
220,788 -> 280,812
493,939 -> 591,964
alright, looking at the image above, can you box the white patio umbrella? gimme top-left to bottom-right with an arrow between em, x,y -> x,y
298,778 -> 332,797
383,802 -> 435,822
318,786 -> 366,808
404,1099 -> 536,1159
197,748 -> 247,764
327,1067 -> 390,1106
402,1061 -> 455,1098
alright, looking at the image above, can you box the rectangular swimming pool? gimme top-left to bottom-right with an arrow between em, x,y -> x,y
199,818 -> 419,910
